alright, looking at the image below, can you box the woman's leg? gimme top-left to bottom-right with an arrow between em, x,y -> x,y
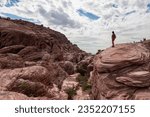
112,39 -> 114,47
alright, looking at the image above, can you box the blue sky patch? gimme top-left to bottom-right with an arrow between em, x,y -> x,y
1,13 -> 38,23
146,3 -> 150,12
5,0 -> 20,7
147,3 -> 150,8
125,10 -> 136,16
77,9 -> 100,20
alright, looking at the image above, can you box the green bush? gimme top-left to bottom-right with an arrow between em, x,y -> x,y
18,82 -> 30,91
18,82 -> 34,97
76,75 -> 92,91
65,88 -> 76,100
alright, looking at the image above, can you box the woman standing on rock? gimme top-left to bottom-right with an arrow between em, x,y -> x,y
112,31 -> 116,47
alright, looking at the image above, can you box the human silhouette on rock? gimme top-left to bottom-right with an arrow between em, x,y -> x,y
112,31 -> 116,47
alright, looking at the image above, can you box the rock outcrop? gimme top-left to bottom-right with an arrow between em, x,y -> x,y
0,17 -> 88,100
91,42 -> 150,100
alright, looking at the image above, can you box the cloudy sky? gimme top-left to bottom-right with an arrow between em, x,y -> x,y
0,0 -> 150,53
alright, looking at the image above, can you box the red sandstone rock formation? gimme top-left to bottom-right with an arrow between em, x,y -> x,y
0,18 -> 88,100
91,41 -> 150,100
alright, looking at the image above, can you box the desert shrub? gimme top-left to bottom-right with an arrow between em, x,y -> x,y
18,82 -> 37,97
76,75 -> 92,91
65,88 -> 76,100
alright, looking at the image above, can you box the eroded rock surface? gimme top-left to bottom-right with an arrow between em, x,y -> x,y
91,42 -> 150,100
0,91 -> 29,100
61,73 -> 80,91
73,87 -> 91,100
0,18 -> 88,100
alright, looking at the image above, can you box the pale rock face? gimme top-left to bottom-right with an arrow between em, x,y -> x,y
48,84 -> 68,100
61,73 -> 80,91
73,87 -> 91,100
24,61 -> 37,67
48,84 -> 61,99
91,43 -> 150,100
59,91 -> 68,100
116,71 -> 150,87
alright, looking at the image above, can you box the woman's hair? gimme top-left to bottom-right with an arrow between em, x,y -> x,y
112,31 -> 114,33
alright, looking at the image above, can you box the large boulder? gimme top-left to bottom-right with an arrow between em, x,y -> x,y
0,66 -> 50,89
94,43 -> 149,73
8,79 -> 48,97
39,61 -> 68,87
91,43 -> 150,100
61,73 -> 80,91
76,56 -> 93,76
18,46 -> 47,61
59,61 -> 75,75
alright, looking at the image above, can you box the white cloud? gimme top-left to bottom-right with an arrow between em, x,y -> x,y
0,0 -> 150,53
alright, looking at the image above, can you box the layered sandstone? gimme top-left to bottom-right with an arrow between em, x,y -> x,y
91,41 -> 150,100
